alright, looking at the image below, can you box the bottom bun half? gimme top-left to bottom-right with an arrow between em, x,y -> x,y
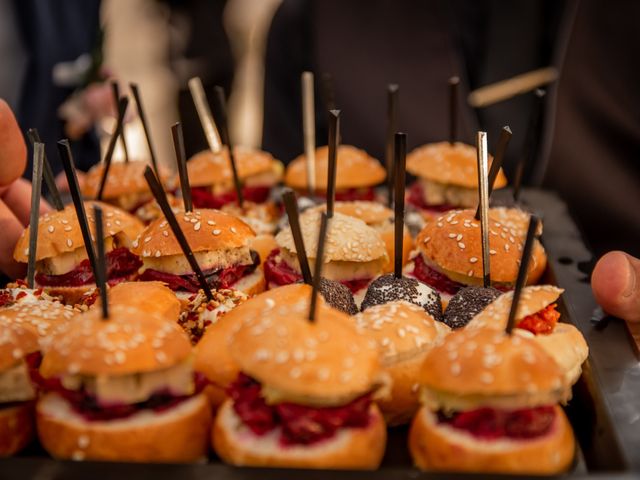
378,353 -> 427,426
409,405 -> 575,474
0,402 -> 34,456
36,393 -> 212,463
213,400 -> 386,470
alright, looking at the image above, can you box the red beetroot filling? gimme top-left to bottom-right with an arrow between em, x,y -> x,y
35,247 -> 142,287
412,254 -> 511,295
264,249 -> 371,294
191,185 -> 271,209
437,405 -> 556,440
407,181 -> 457,212
517,304 -> 561,335
332,187 -> 376,202
139,250 -> 259,293
33,368 -> 208,422
228,373 -> 372,446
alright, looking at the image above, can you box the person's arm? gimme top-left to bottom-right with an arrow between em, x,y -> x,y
591,251 -> 640,323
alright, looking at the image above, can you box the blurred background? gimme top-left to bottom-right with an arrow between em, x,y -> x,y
0,0 -> 638,257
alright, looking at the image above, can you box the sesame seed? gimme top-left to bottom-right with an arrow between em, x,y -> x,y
155,250 -> 161,257
230,227 -> 237,234
132,239 -> 139,248
155,351 -> 168,363
162,231 -> 169,237
289,367 -> 302,379
469,257 -> 478,263
317,368 -> 330,380
458,242 -> 465,249
448,233 -> 456,239
340,371 -> 352,383
275,351 -> 289,363
77,435 -> 90,448
114,351 -> 126,364
450,363 -> 461,375
423,236 -> 431,244
212,229 -> 221,236
144,236 -> 152,243
66,239 -> 73,248
194,222 -> 201,231
207,220 -> 216,226
47,225 -> 55,233
489,249 -> 497,255
481,372 -> 494,384
467,269 -> 474,276
254,348 -> 270,361
12,348 -> 22,359
456,234 -> 463,241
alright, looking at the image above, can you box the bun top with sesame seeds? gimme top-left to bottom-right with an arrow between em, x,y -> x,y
0,292 -> 78,342
40,304 -> 191,378
467,285 -> 564,331
277,210 -> 387,264
13,201 -> 144,263
489,206 -> 543,237
354,301 -> 450,367
82,161 -> 176,199
415,209 -> 536,284
0,320 -> 39,371
228,286 -> 382,407
407,141 -> 507,188
418,328 -> 569,411
187,146 -> 283,188
131,208 -> 255,259
285,145 -> 386,191
195,283 -> 320,391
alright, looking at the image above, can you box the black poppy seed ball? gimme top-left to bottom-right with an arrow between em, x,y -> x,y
319,278 -> 358,315
444,286 -> 501,329
360,273 -> 443,322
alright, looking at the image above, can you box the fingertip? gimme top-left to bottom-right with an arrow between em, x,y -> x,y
592,251 -> 636,317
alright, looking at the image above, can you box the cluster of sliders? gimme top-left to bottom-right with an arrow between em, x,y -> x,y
0,76 -> 589,475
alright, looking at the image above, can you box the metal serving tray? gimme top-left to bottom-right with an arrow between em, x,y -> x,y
1,189 -> 638,479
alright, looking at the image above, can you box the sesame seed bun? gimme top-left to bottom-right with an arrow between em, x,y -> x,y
276,210 -> 387,264
0,321 -> 39,371
131,209 -> 255,259
285,145 -> 386,191
467,285 -> 564,331
213,399 -> 386,470
489,207 -> 547,283
354,302 -> 450,425
407,142 -> 507,188
81,161 -> 176,199
309,202 -> 413,273
415,209 -> 536,285
515,324 -> 588,386
409,405 -> 575,474
419,328 -> 569,411
187,146 -> 283,188
0,402 -> 35,457
194,284 -> 322,409
91,282 -> 181,323
13,202 -> 144,263
40,305 -> 191,378
229,294 -> 381,407
36,392 -> 211,462
0,299 -> 78,343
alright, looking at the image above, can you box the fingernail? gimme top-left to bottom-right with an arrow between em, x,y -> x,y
622,254 -> 636,298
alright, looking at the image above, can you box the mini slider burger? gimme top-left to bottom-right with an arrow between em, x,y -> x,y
35,304 -> 212,462
0,321 -> 40,456
406,142 -> 507,219
407,209 -> 539,306
285,145 -> 386,201
264,210 -> 388,303
132,209 -> 265,300
82,161 -> 178,222
310,201 -> 413,273
354,301 -> 450,425
409,327 -> 575,474
187,147 -> 283,212
467,285 -> 588,385
195,283 -> 314,410
212,289 -> 387,469
13,202 -> 144,304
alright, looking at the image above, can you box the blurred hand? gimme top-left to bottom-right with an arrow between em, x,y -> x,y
592,251 -> 640,323
0,99 -> 52,279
